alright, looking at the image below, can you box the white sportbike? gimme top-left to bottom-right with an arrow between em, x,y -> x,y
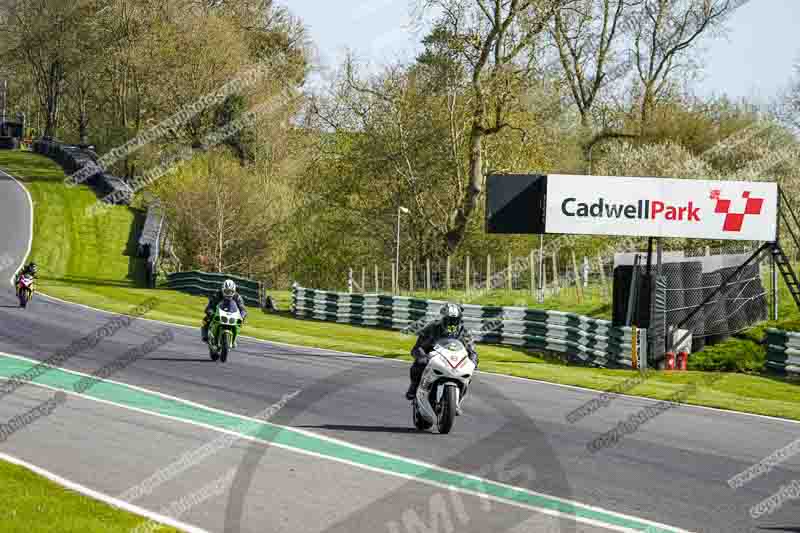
412,338 -> 476,434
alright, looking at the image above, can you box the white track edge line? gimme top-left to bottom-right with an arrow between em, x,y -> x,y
0,451 -> 210,533
0,363 -> 692,533
4,168 -> 795,428
0,350 -> 693,533
1,168 -> 34,287
31,292 -> 800,427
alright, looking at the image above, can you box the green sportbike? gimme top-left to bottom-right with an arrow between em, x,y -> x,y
207,299 -> 244,362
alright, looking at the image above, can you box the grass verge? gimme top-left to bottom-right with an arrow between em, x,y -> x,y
0,459 -> 180,533
1,150 -> 798,424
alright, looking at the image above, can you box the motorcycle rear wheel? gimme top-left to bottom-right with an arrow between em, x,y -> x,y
412,401 -> 433,430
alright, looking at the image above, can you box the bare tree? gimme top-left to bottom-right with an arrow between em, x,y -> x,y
629,0 -> 743,127
418,0 -> 572,253
780,59 -> 800,133
552,0 -> 632,129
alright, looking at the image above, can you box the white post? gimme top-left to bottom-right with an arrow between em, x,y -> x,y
426,258 -> 431,291
395,206 -> 409,294
1,79 -> 6,127
529,250 -> 535,296
583,256 -> 589,288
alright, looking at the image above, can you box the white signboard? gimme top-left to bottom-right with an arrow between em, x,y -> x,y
545,174 -> 778,241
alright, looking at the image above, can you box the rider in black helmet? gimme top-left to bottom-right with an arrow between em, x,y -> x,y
406,302 -> 479,400
15,261 -> 38,297
19,261 -> 37,278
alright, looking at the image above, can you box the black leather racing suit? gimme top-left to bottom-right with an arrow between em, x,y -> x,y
408,320 -> 478,395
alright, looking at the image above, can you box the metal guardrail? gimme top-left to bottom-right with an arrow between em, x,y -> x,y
765,328 -> 800,377
165,271 -> 263,307
139,201 -> 165,288
291,285 -> 645,368
32,139 -> 133,203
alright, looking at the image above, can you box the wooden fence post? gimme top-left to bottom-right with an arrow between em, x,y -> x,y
541,254 -> 547,299
391,262 -> 396,294
571,250 -> 582,302
375,264 -> 379,293
583,256 -> 589,289
465,256 -> 471,295
529,250 -> 535,296
446,256 -> 451,292
507,251 -> 512,291
552,252 -> 559,292
486,254 -> 491,290
409,260 -> 414,293
361,267 -> 366,294
599,256 -> 609,298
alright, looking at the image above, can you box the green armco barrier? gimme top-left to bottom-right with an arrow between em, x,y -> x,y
165,271 -> 262,307
291,285 -> 645,369
765,328 -> 800,377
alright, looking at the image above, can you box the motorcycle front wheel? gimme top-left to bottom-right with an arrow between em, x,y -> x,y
221,331 -> 231,363
19,289 -> 29,309
437,386 -> 457,434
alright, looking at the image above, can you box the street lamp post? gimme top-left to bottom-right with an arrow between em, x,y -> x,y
1,79 -> 6,134
396,206 -> 409,293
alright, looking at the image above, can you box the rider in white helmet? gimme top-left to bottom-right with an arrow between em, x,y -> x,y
201,279 -> 248,342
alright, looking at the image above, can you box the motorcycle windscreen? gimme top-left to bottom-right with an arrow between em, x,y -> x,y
220,298 -> 240,314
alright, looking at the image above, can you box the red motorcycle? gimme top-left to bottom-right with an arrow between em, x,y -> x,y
17,274 -> 34,308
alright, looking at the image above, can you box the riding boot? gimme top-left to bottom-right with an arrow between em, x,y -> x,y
406,363 -> 424,400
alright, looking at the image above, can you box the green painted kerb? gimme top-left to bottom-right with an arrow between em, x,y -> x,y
0,353 -> 687,533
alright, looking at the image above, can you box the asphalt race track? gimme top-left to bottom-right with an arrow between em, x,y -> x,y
1,167 -> 800,533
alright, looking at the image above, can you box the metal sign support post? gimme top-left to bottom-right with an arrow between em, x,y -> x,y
773,189 -> 781,320
625,255 -> 642,327
772,253 -> 779,320
537,234 -> 545,303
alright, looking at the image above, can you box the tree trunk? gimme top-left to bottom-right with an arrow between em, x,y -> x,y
44,60 -> 63,139
641,85 -> 654,129
445,124 -> 483,253
78,101 -> 89,146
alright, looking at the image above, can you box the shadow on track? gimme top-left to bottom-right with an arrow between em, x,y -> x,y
296,424 -> 429,434
144,357 -> 215,363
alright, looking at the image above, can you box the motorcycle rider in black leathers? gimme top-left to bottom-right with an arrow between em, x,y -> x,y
201,279 -> 247,343
15,262 -> 38,298
406,302 -> 479,401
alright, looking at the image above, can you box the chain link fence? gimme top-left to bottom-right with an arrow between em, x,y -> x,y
615,241 -> 775,356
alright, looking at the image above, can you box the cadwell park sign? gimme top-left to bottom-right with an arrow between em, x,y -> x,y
486,173 -> 778,242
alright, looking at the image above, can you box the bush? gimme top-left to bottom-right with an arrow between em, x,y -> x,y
688,337 -> 766,372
